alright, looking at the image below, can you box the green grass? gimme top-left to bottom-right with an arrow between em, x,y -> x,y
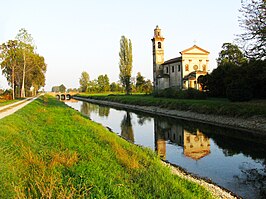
0,99 -> 21,106
77,94 -> 266,118
0,95 -> 212,198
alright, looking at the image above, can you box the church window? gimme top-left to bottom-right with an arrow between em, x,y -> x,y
185,64 -> 189,71
158,42 -> 161,49
157,32 -> 160,36
172,65 -> 175,73
193,65 -> 198,71
203,64 -> 206,72
178,65 -> 180,72
166,67 -> 169,73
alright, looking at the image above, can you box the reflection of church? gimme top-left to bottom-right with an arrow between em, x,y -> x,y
154,118 -> 210,160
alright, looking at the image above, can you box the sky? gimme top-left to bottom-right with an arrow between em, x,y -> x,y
0,0 -> 243,91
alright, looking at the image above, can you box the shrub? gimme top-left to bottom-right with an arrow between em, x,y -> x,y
226,81 -> 253,102
153,87 -> 206,100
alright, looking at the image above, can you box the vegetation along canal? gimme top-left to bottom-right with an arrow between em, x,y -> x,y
66,100 -> 266,199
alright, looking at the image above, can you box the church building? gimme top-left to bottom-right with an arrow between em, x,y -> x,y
152,25 -> 210,90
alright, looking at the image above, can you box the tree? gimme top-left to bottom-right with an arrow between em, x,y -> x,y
87,79 -> 98,93
119,36 -> 133,95
59,84 -> 66,93
0,40 -> 20,99
52,86 -> 60,92
97,74 -> 110,92
16,28 -> 34,97
217,43 -> 248,66
142,79 -> 153,94
238,0 -> 266,59
110,82 -> 122,92
0,37 -> 46,98
136,72 -> 145,92
79,71 -> 89,92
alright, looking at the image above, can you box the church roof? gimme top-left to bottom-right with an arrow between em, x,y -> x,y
180,45 -> 210,55
162,57 -> 182,65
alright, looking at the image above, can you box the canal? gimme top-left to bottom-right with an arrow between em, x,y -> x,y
66,100 -> 266,199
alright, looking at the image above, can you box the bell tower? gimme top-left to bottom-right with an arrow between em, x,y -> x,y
151,25 -> 165,88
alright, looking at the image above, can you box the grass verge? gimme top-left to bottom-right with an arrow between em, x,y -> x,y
0,99 -> 21,107
77,93 -> 266,118
0,95 -> 212,198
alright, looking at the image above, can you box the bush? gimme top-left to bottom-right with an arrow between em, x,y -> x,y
226,82 -> 253,102
153,87 -> 206,100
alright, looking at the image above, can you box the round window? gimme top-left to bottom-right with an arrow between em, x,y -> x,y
193,65 -> 198,71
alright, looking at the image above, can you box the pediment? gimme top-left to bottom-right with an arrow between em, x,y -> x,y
180,45 -> 209,55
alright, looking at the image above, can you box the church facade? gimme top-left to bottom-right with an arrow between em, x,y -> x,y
152,26 -> 210,90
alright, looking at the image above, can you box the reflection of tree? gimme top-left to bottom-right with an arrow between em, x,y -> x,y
81,102 -> 99,116
81,102 -> 90,116
98,106 -> 110,117
137,115 -> 152,125
234,160 -> 266,199
121,111 -> 134,142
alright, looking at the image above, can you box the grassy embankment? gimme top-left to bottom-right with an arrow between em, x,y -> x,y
0,95 -> 212,198
77,93 -> 266,118
0,99 -> 21,107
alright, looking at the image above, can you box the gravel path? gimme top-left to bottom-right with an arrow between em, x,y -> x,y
0,96 -> 39,120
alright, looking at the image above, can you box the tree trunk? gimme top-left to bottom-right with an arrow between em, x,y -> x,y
21,51 -> 26,98
12,65 -> 15,100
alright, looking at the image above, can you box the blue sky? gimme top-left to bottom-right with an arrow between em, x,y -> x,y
0,0 -> 242,90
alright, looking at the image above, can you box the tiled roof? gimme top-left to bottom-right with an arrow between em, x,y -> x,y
162,57 -> 182,65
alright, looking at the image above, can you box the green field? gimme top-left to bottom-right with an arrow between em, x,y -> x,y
77,93 -> 266,118
0,95 -> 212,198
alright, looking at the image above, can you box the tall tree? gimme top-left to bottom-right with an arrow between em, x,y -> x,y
238,0 -> 266,59
79,71 -> 90,92
217,43 -> 248,66
119,36 -> 133,95
16,28 -> 34,97
0,40 -> 20,99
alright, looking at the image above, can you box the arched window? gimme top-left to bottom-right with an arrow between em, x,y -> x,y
202,64 -> 206,72
158,42 -> 161,49
185,64 -> 189,71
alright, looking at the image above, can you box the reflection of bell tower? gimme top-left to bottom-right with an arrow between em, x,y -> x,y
154,118 -> 166,160
151,25 -> 165,88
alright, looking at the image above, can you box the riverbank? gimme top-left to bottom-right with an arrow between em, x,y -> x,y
0,95 -> 217,198
74,96 -> 266,135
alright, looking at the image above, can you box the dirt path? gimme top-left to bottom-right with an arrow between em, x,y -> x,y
0,96 -> 39,120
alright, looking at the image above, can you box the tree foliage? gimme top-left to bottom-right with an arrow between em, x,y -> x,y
136,72 -> 145,92
15,28 -> 35,97
59,84 -> 66,93
79,71 -> 90,92
97,74 -> 110,92
238,0 -> 266,59
119,36 -> 133,95
0,31 -> 46,99
217,43 -> 248,66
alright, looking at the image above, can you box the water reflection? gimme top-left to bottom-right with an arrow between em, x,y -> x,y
81,102 -> 110,117
66,101 -> 266,199
121,112 -> 134,142
154,118 -> 210,160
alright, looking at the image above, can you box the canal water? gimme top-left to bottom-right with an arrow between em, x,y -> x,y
66,100 -> 266,199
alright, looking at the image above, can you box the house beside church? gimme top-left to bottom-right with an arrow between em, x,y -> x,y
152,25 -> 210,90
